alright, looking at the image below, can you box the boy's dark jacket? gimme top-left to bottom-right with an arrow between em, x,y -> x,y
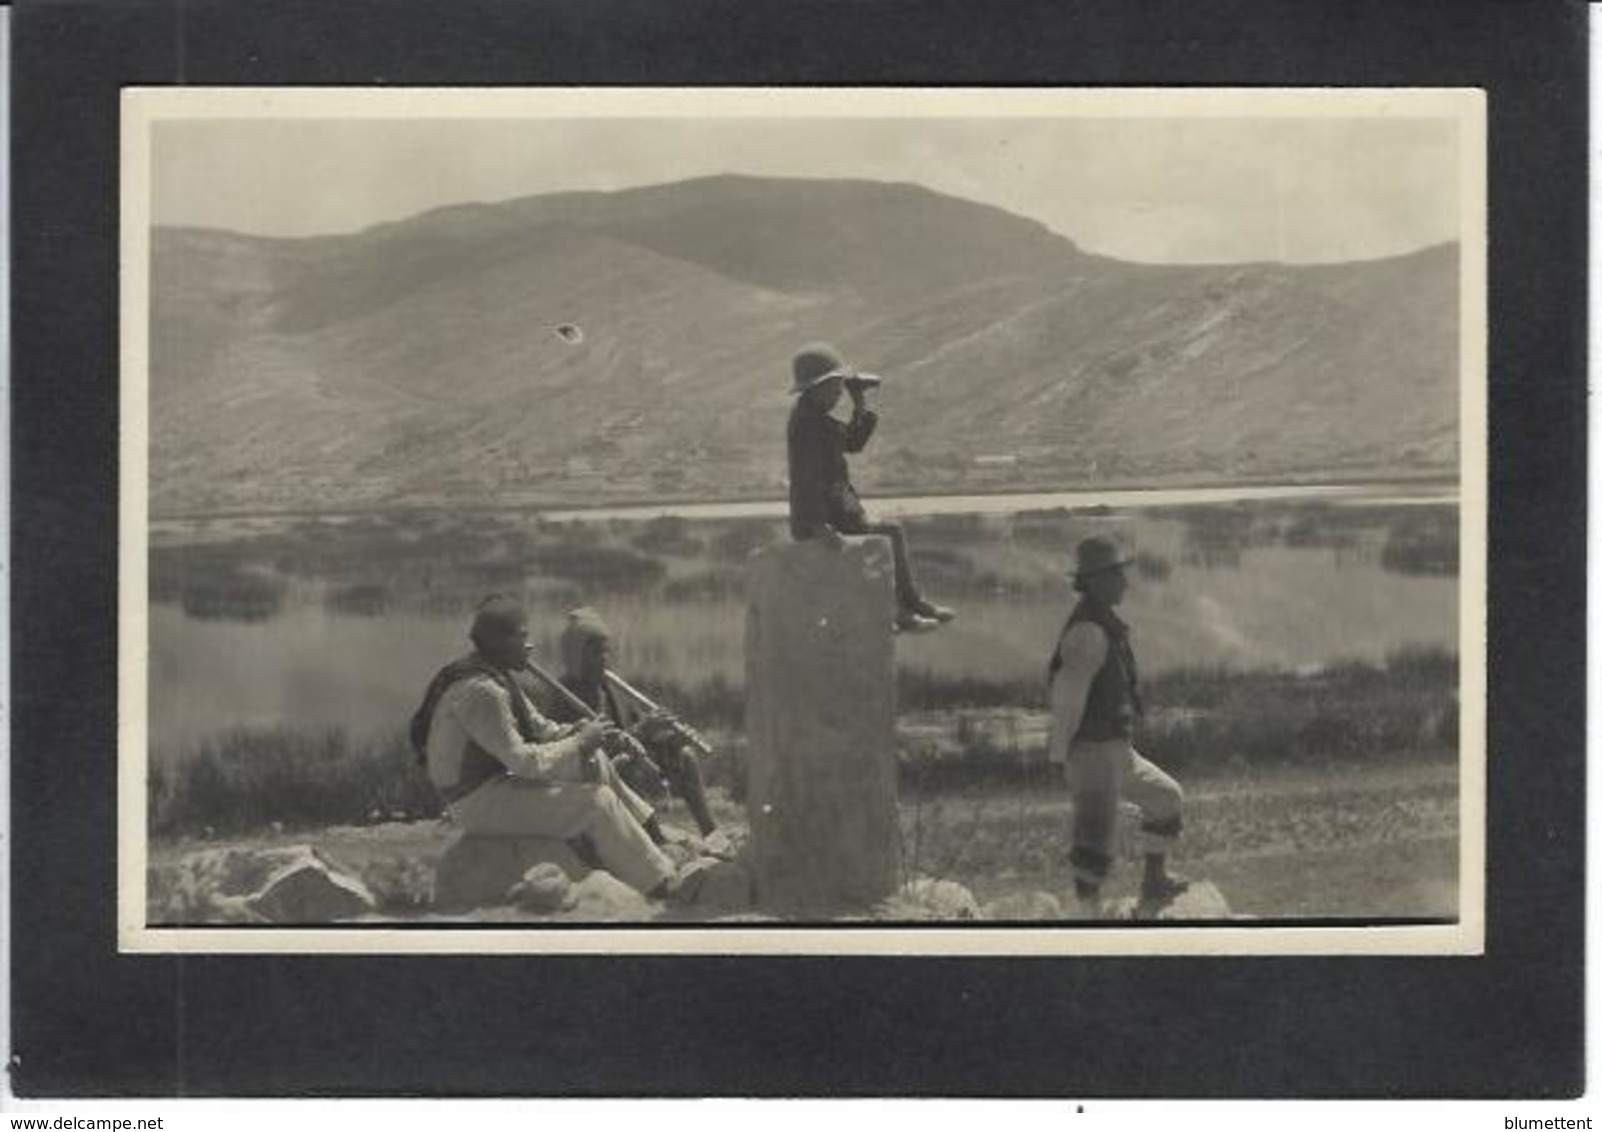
786,398 -> 877,539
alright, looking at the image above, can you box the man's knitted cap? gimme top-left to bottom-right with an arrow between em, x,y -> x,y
470,594 -> 526,645
560,606 -> 612,673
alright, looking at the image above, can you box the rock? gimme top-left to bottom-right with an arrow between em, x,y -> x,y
507,863 -> 575,913
876,877 -> 982,921
148,845 -> 374,925
564,871 -> 655,921
246,853 -> 377,923
148,851 -> 267,925
1107,879 -> 1234,921
983,890 -> 1066,921
433,833 -> 588,911
687,859 -> 756,911
744,539 -> 902,914
353,854 -> 435,912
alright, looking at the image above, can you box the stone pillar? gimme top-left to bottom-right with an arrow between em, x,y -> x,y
744,537 -> 901,914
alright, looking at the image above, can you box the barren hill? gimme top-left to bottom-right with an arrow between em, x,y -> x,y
148,175 -> 1458,514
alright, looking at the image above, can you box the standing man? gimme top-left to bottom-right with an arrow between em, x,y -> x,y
411,595 -> 702,901
555,606 -> 721,840
1047,535 -> 1188,914
785,341 -> 955,633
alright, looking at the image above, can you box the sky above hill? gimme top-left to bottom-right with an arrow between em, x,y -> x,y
151,111 -> 1464,265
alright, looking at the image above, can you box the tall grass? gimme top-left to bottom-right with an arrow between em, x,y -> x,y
151,499 -> 1458,639
524,544 -> 667,590
708,519 -> 781,563
907,648 -> 1455,787
150,726 -> 441,838
631,516 -> 705,557
150,650 -> 1457,839
1380,516 -> 1458,576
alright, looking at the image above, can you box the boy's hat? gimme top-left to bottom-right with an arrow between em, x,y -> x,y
790,342 -> 854,394
1069,535 -> 1134,578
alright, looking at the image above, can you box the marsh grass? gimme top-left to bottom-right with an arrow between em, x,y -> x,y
1380,513 -> 1458,576
176,573 -> 287,622
325,582 -> 392,616
523,544 -> 667,590
708,519 -> 781,563
631,516 -> 705,558
149,499 -> 1457,659
149,726 -> 441,838
898,646 -> 1457,789
149,650 -> 1455,840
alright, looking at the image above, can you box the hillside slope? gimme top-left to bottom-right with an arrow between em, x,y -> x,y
148,175 -> 1458,513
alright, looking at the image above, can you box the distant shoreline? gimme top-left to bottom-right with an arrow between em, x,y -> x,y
149,471 -> 1459,526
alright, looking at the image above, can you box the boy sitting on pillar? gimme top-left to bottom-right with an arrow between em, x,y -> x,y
785,341 -> 955,634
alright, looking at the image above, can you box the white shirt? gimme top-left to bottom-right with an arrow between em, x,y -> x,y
425,673 -> 586,789
1046,621 -> 1110,764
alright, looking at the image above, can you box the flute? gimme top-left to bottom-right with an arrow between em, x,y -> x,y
604,669 -> 714,756
521,646 -> 603,723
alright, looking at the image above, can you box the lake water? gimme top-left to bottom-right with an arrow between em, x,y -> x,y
549,481 -> 1454,522
147,485 -> 1461,757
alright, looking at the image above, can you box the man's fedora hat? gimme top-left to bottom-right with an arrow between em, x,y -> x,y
1070,534 -> 1135,578
790,342 -> 854,395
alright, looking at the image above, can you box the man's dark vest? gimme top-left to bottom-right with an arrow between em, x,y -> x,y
409,655 -> 541,803
1048,599 -> 1144,742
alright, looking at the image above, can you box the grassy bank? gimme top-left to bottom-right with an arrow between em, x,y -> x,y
150,649 -> 1457,839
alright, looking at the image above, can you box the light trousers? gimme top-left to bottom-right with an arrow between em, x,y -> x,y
1066,738 -> 1184,884
452,754 -> 674,895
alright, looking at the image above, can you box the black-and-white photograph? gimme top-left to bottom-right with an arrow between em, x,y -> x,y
119,88 -> 1485,953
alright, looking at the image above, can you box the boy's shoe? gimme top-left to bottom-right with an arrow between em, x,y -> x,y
911,599 -> 957,623
893,610 -> 941,634
1139,873 -> 1192,904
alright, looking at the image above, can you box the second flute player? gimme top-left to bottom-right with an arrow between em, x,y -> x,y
785,342 -> 955,634
553,607 -> 722,840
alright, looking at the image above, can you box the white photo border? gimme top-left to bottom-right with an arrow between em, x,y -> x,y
118,86 -> 1488,956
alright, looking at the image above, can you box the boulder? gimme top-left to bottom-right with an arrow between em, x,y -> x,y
875,877 -> 982,921
687,859 -> 756,912
246,852 -> 377,923
433,833 -> 588,911
1108,879 -> 1234,922
351,854 -> 435,913
507,863 -> 576,914
983,890 -> 1066,921
563,870 -> 655,921
148,850 -> 268,925
147,845 -> 374,925
744,539 -> 902,914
